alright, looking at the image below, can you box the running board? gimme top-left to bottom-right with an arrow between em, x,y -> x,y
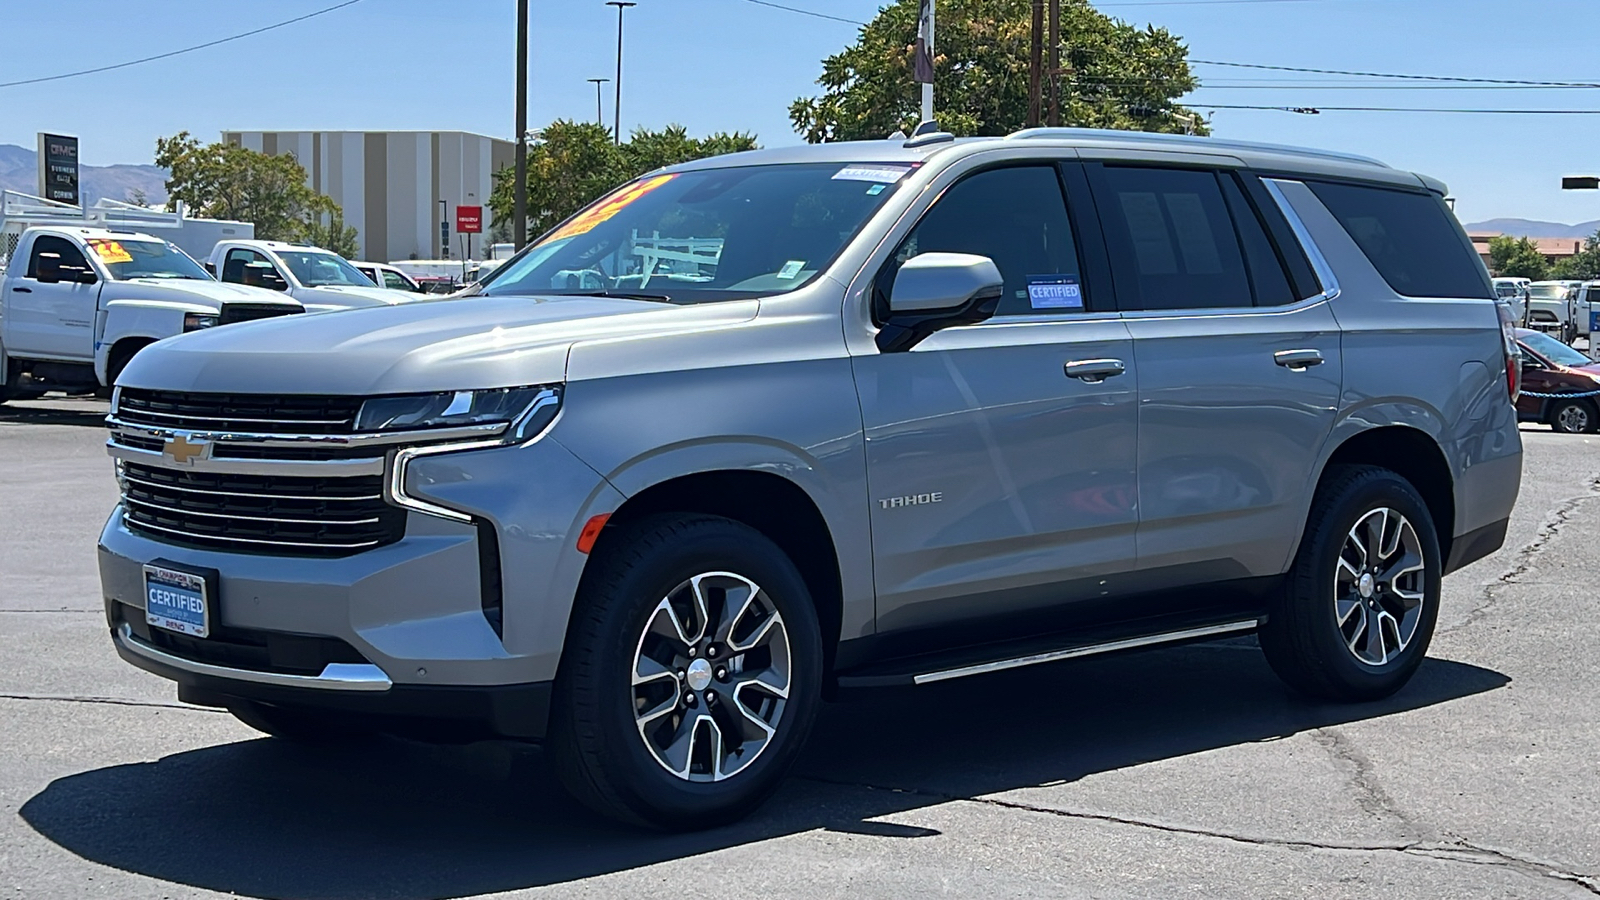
835,617 -> 1262,689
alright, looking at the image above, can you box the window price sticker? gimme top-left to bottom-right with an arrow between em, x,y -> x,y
1026,274 -> 1083,310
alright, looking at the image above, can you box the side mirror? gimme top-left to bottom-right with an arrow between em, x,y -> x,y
73,267 -> 98,285
202,261 -> 215,275
34,252 -> 62,284
877,252 -> 1004,353
243,262 -> 289,291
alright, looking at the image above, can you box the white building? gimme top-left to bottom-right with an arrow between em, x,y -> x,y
222,130 -> 516,262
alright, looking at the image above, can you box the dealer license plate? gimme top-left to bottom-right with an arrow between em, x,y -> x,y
144,564 -> 210,638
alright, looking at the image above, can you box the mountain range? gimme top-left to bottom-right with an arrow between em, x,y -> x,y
1462,218 -> 1600,239
0,143 -> 168,206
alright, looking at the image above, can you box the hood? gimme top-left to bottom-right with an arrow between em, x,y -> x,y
104,279 -> 302,311
295,284 -> 430,309
118,294 -> 757,395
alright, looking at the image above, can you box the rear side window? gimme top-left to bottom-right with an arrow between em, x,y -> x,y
1095,167 -> 1253,310
1308,181 -> 1492,299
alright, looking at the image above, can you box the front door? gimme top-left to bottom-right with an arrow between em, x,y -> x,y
853,163 -> 1141,636
1086,164 -> 1342,585
5,236 -> 100,361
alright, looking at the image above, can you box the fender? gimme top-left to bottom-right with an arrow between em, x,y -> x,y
96,299 -> 214,384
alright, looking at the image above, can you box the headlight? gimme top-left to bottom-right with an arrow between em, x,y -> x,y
183,312 -> 219,331
356,385 -> 562,441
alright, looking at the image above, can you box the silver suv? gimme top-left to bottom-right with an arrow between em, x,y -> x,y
98,127 -> 1523,829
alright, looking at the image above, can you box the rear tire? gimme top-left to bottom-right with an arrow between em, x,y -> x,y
227,700 -> 377,743
548,514 -> 823,830
1260,465 -> 1442,702
1549,398 -> 1597,434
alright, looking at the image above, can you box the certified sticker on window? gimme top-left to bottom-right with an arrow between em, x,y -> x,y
832,164 -> 912,184
543,173 -> 678,244
87,239 -> 133,265
1027,275 -> 1084,310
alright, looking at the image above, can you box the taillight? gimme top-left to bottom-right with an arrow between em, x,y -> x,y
1495,301 -> 1521,401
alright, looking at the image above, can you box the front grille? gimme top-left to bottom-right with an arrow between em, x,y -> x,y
120,462 -> 405,557
219,303 -> 302,326
116,389 -> 362,435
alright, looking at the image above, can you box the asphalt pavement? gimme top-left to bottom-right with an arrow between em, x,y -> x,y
1,395 -> 1597,899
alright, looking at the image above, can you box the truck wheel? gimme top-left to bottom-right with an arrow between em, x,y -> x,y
1260,465 -> 1441,702
227,700 -> 376,743
549,514 -> 823,830
1549,398 -> 1597,434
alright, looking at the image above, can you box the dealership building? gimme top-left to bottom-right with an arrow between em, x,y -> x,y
222,130 -> 516,262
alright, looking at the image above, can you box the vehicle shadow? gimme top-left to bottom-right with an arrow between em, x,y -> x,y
19,643 -> 1507,900
0,401 -> 108,428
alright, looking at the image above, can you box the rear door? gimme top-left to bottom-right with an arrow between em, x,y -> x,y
1086,163 -> 1342,586
854,162 -> 1141,634
5,235 -> 100,361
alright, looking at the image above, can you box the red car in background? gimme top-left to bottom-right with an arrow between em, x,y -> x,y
1515,327 -> 1600,433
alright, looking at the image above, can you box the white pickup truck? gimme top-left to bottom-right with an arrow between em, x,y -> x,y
0,226 -> 302,402
205,240 -> 426,312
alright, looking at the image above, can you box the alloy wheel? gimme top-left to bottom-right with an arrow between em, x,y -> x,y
631,571 -> 791,782
1333,508 -> 1426,667
1556,403 -> 1590,434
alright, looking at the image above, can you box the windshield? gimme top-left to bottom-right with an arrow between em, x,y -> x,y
1494,282 -> 1521,297
88,239 -> 210,281
277,250 -> 376,287
1522,332 -> 1593,368
1529,284 -> 1572,299
480,162 -> 913,302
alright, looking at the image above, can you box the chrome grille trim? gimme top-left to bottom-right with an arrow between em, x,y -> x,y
120,471 -> 382,502
106,440 -> 386,478
105,417 -> 506,450
118,516 -> 386,552
122,496 -> 383,527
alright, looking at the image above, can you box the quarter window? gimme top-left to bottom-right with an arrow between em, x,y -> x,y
1307,181 -> 1492,299
884,165 -> 1086,317
1096,166 -> 1252,311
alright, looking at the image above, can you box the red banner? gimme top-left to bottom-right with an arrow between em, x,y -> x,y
455,205 -> 483,234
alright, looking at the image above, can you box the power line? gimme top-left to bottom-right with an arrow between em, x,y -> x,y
1190,58 -> 1600,87
737,0 -> 865,25
1195,103 -> 1600,114
0,0 -> 366,89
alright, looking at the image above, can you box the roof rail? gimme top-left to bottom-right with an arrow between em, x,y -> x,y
1005,127 -> 1390,168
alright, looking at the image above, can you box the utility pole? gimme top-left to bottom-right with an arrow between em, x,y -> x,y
513,0 -> 529,250
1028,0 -> 1044,127
607,1 -> 636,144
587,77 -> 610,125
1047,0 -> 1061,127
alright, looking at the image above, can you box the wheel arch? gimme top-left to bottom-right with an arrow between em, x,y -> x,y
591,469 -> 846,683
100,335 -> 162,386
1314,425 -> 1455,563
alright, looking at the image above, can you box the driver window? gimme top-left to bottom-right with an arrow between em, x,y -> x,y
221,249 -> 272,284
382,271 -> 411,290
881,165 -> 1085,317
27,236 -> 90,279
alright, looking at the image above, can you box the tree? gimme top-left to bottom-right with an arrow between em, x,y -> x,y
488,121 -> 758,240
1487,235 -> 1550,280
789,0 -> 1202,142
154,132 -> 358,248
300,195 -> 360,259
1552,233 -> 1600,281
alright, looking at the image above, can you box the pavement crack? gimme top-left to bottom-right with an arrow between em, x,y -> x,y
1439,476 -> 1600,638
0,692 -> 220,713
1310,728 -> 1419,835
797,775 -> 1600,894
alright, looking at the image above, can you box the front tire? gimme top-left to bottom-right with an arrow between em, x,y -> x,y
1549,398 -> 1597,434
1260,465 -> 1442,702
549,514 -> 823,830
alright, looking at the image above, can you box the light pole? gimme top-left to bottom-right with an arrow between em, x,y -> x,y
606,1 -> 636,144
513,0 -> 529,250
587,77 -> 610,126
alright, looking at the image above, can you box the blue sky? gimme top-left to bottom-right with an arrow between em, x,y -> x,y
3,0 -> 1598,225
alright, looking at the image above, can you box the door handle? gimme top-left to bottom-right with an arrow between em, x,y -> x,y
1064,358 -> 1127,383
11,286 -> 31,293
1274,349 -> 1325,370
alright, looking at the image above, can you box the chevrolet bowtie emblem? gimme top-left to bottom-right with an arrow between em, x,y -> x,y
163,434 -> 210,465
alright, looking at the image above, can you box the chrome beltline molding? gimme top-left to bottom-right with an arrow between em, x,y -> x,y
115,623 -> 393,691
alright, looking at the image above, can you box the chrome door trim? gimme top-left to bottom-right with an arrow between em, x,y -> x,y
1261,177 -> 1342,302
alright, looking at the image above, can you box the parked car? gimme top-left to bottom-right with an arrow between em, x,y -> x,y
204,240 -> 424,312
1492,277 -> 1529,323
0,226 -> 300,402
100,127 -> 1522,829
1514,326 -> 1600,433
351,261 -> 426,293
1572,281 -> 1600,343
1525,280 -> 1583,342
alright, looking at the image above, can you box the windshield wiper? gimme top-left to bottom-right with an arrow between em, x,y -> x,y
561,289 -> 675,303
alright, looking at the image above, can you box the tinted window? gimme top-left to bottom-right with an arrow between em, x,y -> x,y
382,270 -> 413,290
1220,174 -> 1296,306
886,165 -> 1084,316
27,235 -> 90,277
1097,167 -> 1252,310
1308,181 -> 1492,299
221,248 -> 271,284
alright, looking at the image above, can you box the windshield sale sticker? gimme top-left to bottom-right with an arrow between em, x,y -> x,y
87,239 -> 133,265
1026,275 -> 1084,310
776,260 -> 806,280
543,173 -> 678,245
832,165 -> 912,184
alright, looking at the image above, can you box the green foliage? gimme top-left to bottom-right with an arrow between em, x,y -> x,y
789,0 -> 1202,142
1487,235 -> 1550,281
1551,233 -> 1600,281
488,121 -> 758,241
155,131 -> 358,249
